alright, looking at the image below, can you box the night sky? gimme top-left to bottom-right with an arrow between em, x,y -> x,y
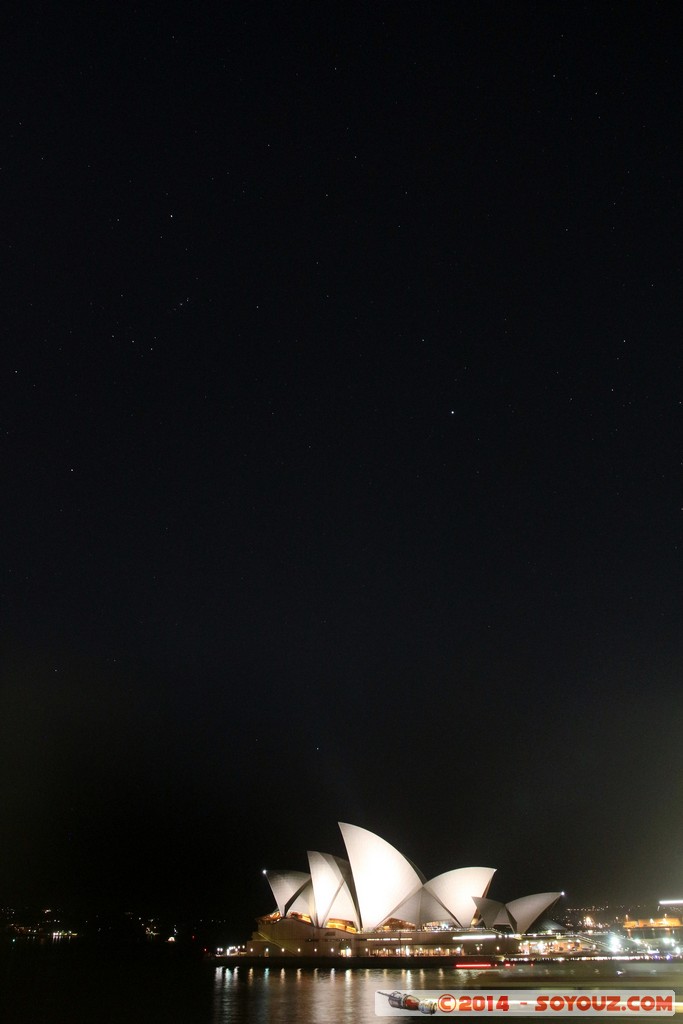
2,3 -> 682,934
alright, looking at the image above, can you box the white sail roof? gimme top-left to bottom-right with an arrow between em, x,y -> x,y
338,822 -> 423,930
505,892 -> 561,933
287,878 -> 316,918
473,895 -> 509,929
263,827 -> 562,936
265,869 -> 311,918
424,866 -> 496,927
307,851 -> 359,929
393,886 -> 457,926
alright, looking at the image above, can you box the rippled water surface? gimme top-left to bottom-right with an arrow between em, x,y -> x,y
213,965 -> 457,1024
2,951 -> 682,1023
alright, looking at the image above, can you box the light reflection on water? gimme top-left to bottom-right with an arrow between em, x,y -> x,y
4,952 -> 682,1024
212,966 -> 453,1024
212,963 -> 683,1024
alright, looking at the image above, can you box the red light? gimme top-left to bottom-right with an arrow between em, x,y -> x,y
455,961 -> 493,969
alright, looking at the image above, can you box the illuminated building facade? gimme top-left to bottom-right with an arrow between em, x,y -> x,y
249,823 -> 561,957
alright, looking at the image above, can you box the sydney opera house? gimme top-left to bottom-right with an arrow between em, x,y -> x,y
248,823 -> 562,957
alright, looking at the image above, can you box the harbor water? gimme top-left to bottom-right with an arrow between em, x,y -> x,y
2,950 -> 683,1023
